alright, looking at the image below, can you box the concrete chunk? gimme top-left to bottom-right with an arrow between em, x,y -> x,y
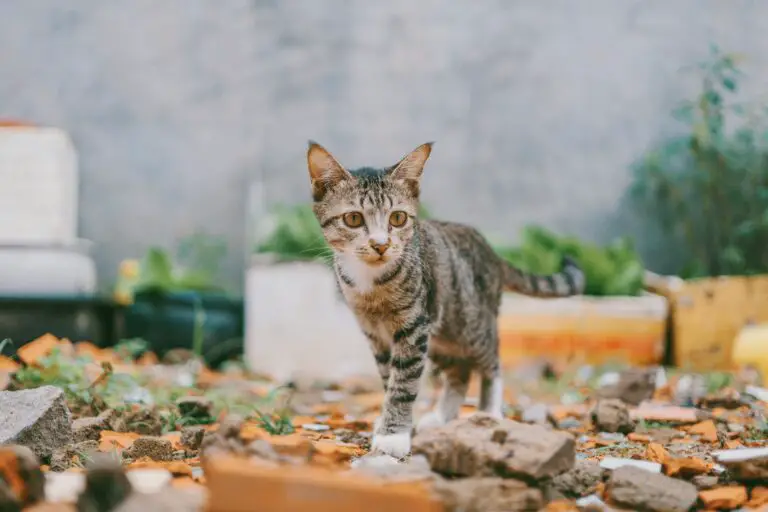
412,413 -> 574,481
606,466 -> 697,512
0,387 -> 73,459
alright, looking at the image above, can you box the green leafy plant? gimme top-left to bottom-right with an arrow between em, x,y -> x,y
134,246 -> 225,294
632,44 -> 768,278
254,203 -> 432,263
494,225 -> 645,296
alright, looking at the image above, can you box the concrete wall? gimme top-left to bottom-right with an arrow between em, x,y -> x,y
2,0 -> 767,291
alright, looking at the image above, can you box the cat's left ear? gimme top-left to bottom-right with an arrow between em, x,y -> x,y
388,142 -> 434,195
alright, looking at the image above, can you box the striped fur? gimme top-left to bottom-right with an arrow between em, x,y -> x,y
306,142 -> 585,459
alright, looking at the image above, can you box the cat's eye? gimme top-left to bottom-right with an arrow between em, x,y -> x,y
343,212 -> 364,228
389,211 -> 408,227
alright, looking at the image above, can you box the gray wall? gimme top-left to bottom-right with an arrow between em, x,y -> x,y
2,1 -> 767,291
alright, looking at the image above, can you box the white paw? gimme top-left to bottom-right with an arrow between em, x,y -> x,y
371,431 -> 411,459
416,411 -> 446,433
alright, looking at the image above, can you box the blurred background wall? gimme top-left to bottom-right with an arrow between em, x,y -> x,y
2,0 -> 767,291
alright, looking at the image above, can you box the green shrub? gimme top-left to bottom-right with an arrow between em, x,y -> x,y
494,225 -> 645,297
632,45 -> 768,278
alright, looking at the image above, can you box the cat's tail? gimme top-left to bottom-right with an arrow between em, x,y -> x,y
501,256 -> 585,298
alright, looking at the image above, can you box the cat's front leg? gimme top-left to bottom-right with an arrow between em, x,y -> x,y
370,316 -> 430,459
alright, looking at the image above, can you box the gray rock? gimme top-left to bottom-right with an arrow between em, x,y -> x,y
433,477 -> 543,512
691,474 -> 719,490
412,413 -> 575,481
599,368 -> 655,406
551,460 -> 603,498
176,396 -> 213,419
0,386 -> 73,459
72,413 -> 112,443
180,426 -> 205,451
76,454 -> 134,512
123,437 -> 173,462
49,440 -> 99,472
606,466 -> 698,512
592,399 -> 634,434
521,403 -> 549,424
351,454 -> 436,483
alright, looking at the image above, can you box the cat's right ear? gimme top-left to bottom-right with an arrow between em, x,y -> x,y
307,141 -> 352,201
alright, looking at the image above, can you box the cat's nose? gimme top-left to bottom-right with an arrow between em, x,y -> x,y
369,237 -> 390,255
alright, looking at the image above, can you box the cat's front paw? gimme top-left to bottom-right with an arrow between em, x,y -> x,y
370,431 -> 411,460
416,411 -> 446,433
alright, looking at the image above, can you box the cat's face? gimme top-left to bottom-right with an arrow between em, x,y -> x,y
306,142 -> 433,267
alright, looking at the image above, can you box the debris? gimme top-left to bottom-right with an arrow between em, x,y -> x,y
0,386 -> 73,459
675,374 -> 707,407
591,399 -> 633,434
176,397 -> 213,419
599,457 -> 662,473
49,441 -> 99,472
301,423 -> 330,432
691,474 -> 719,490
72,414 -> 110,444
745,385 -> 768,402
664,457 -> 710,479
75,455 -> 133,512
179,426 -> 205,452
712,447 -> 768,482
521,403 -> 550,424
697,388 -> 743,409
549,460 -> 603,499
433,477 -> 543,512
605,466 -> 698,512
351,454 -> 436,483
123,437 -> 174,462
0,445 -> 45,508
412,413 -> 575,481
698,485 -> 748,510
598,368 -> 655,405
630,404 -> 701,424
688,419 -> 719,443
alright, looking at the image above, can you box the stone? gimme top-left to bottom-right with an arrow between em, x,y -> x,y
599,368 -> 655,406
591,399 -> 633,434
75,455 -> 133,512
712,447 -> 768,482
412,413 -> 574,481
692,474 -> 720,490
433,477 -> 543,512
521,403 -> 549,424
179,426 -> 205,451
123,437 -> 173,462
351,454 -> 436,483
72,414 -> 110,444
176,397 -> 213,419
0,445 -> 45,507
606,466 -> 698,512
550,460 -> 603,499
49,440 -> 99,472
0,386 -> 73,459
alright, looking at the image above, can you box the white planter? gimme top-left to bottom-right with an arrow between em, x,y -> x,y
0,242 -> 96,295
0,127 -> 79,244
244,258 -> 377,382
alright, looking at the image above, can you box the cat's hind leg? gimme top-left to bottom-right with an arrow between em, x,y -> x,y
416,361 -> 470,432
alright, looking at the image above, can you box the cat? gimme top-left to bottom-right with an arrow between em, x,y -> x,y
306,141 -> 585,459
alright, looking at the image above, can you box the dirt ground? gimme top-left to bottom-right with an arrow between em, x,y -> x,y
1,335 -> 767,511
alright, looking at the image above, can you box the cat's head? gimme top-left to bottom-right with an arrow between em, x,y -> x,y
306,142 -> 433,267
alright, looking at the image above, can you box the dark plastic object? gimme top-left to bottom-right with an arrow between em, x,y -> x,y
118,290 -> 244,367
0,296 -> 116,355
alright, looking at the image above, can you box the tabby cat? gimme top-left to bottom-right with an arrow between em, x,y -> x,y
306,141 -> 585,459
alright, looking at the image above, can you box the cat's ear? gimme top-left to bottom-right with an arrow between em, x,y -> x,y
388,142 -> 433,194
307,141 -> 352,201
